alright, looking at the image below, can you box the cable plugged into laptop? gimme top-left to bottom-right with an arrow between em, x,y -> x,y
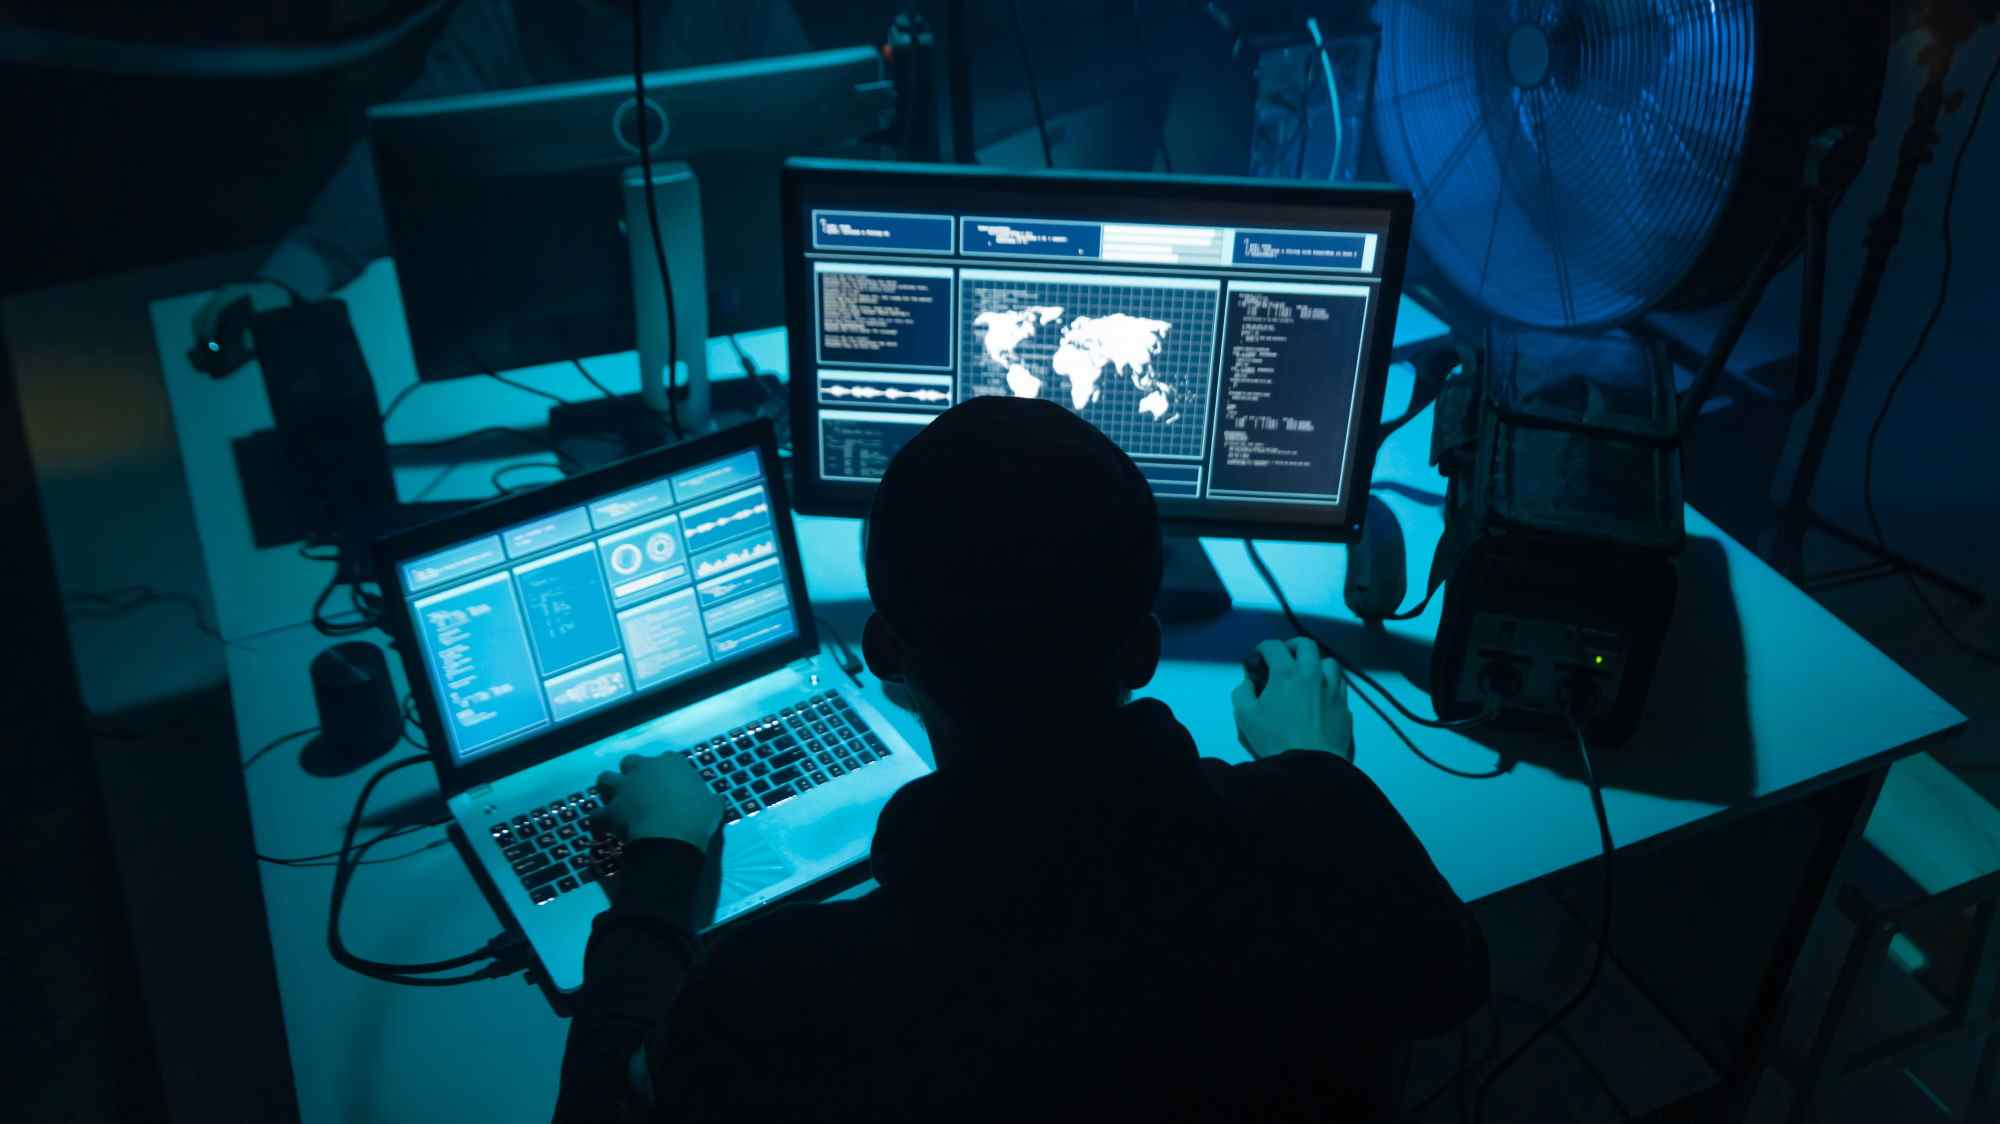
329,755 -> 531,986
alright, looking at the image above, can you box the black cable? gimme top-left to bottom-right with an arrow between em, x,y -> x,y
398,425 -> 584,504
242,725 -> 319,770
1473,720 -> 1614,1124
313,568 -> 378,637
633,0 -> 684,441
569,358 -> 616,400
814,614 -> 866,688
329,755 -> 526,983
1244,540 -> 1490,731
392,425 -> 582,469
378,380 -> 423,424
725,334 -> 767,382
259,819 -> 449,867
1006,0 -> 1055,168
64,587 -> 224,641
1349,681 -> 1507,780
1861,50 -> 2000,666
1381,583 -> 1442,623
485,369 -> 571,407
401,693 -> 429,751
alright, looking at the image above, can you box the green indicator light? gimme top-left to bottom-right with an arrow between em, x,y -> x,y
1593,655 -> 1605,666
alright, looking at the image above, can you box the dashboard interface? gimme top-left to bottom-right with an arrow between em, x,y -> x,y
792,178 -> 1402,531
397,448 -> 800,764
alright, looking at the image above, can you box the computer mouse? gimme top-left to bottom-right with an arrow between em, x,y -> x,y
1243,649 -> 1269,697
1345,494 -> 1407,620
190,294 -> 257,378
311,641 -> 403,770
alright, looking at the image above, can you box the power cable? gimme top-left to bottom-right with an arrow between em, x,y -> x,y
1244,540 -> 1490,731
632,0 -> 684,440
1473,720 -> 1614,1124
378,380 -> 423,424
1860,49 -> 2000,665
1007,0 -> 1055,167
242,725 -> 320,770
1305,17 -> 1343,179
485,369 -> 571,407
328,755 -> 527,985
569,358 -> 617,399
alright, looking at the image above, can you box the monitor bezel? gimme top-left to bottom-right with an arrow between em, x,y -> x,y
372,418 -> 819,797
780,158 -> 1415,545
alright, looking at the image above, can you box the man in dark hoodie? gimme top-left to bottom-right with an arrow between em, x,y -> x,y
555,395 -> 1489,1122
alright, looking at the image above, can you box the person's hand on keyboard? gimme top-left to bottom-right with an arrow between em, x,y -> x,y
597,752 -> 724,851
1232,638 -> 1354,762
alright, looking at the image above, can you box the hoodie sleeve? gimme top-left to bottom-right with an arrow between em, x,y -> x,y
551,837 -> 708,1124
1217,750 -> 1491,1037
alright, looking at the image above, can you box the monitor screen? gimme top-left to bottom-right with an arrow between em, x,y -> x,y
782,162 -> 1411,540
396,446 -> 802,765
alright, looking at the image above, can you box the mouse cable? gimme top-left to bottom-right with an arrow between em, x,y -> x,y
1472,717 -> 1615,1124
1243,540 -> 1488,731
329,755 -> 527,985
632,0 -> 683,441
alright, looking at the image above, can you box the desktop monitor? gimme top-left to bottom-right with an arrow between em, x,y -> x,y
780,159 -> 1413,544
370,47 -> 892,386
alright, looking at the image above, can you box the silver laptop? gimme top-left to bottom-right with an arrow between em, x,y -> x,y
375,419 -> 930,992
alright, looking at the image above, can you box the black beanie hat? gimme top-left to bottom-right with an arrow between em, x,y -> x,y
864,396 -> 1164,675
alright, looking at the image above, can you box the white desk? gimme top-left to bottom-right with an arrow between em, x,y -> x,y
147,260 -> 1454,646
138,260 -> 1964,1120
219,355 -> 1964,1121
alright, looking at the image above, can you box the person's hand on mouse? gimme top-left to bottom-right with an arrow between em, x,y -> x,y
595,752 -> 723,851
1232,637 -> 1354,762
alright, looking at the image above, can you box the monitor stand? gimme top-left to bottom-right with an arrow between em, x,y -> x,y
1158,536 -> 1233,623
547,160 -> 715,468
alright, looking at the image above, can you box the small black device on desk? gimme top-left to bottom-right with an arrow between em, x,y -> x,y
252,301 -> 400,544
310,641 -> 403,771
190,295 -> 258,378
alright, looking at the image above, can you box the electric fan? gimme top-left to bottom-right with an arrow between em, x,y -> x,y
1373,0 -> 1891,330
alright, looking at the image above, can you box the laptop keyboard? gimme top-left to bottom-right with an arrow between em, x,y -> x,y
487,691 -> 894,905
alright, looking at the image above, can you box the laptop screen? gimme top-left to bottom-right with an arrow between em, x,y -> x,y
397,447 -> 802,765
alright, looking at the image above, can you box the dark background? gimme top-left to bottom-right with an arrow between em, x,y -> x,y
4,2 -> 1998,1120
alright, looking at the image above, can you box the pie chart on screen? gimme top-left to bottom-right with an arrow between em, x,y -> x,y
609,543 -> 644,576
646,532 -> 678,563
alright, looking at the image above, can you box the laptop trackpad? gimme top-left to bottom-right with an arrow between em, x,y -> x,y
705,825 -> 798,919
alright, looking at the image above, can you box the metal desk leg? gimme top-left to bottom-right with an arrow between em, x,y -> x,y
1721,769 -> 1890,1119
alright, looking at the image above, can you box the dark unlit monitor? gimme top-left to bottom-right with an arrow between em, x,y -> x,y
371,47 -> 891,384
780,159 -> 1413,543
